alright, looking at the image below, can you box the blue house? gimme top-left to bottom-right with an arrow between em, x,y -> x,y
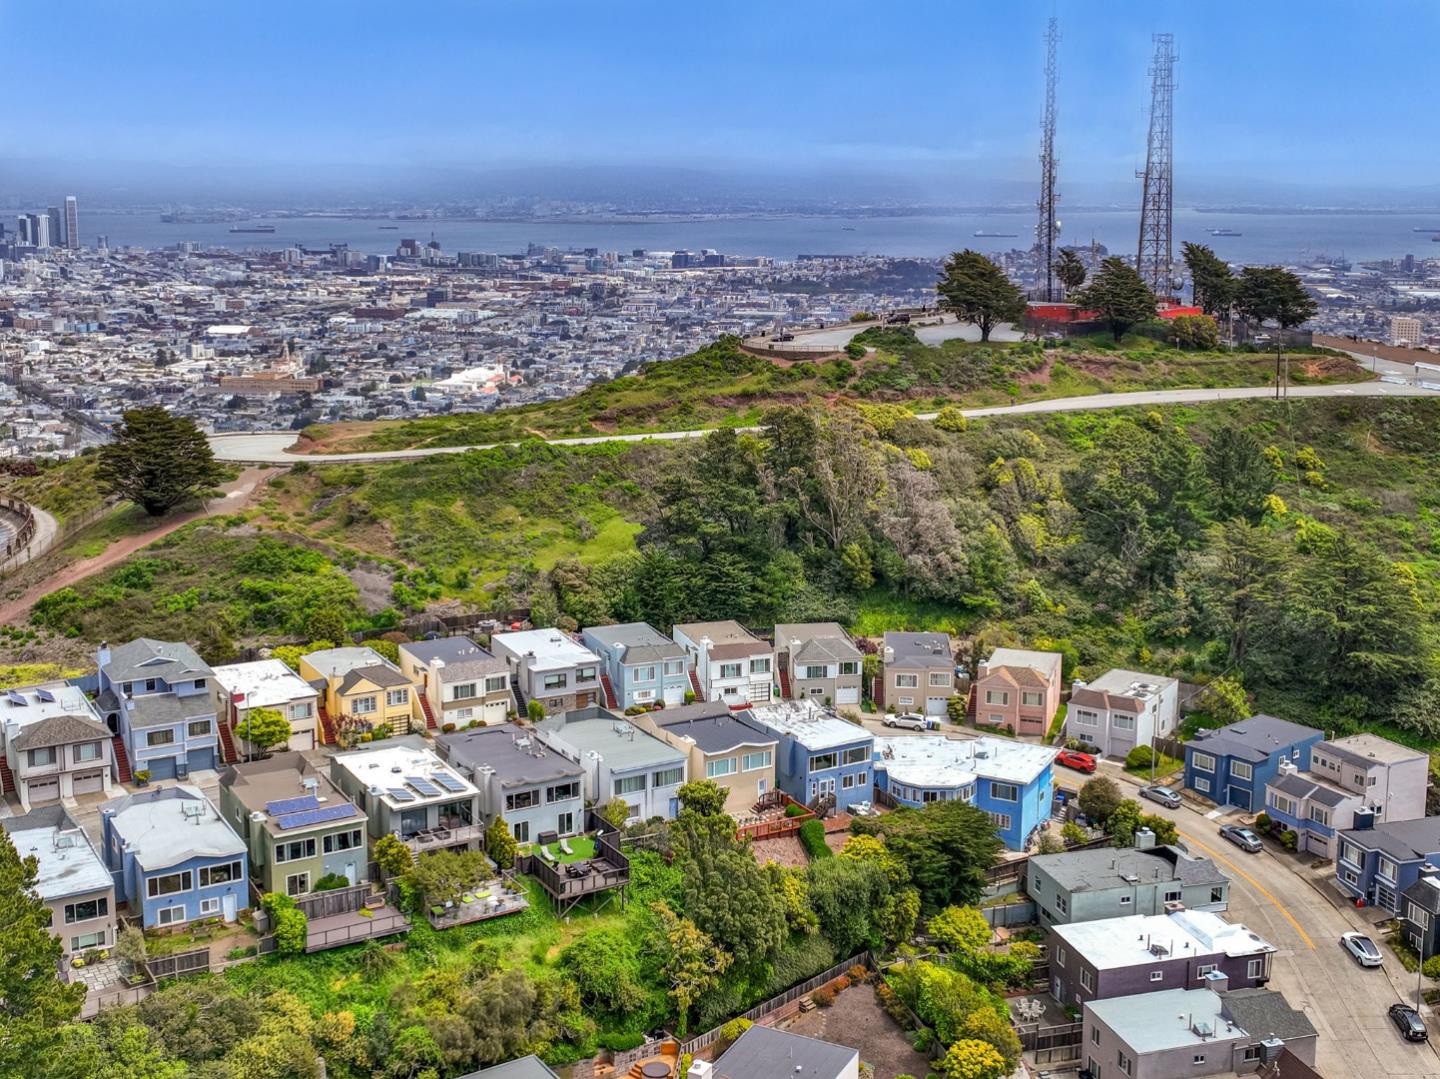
100,785 -> 249,928
1182,715 -> 1323,812
873,734 -> 1056,850
580,623 -> 690,709
742,699 -> 874,812
1334,816 -> 1440,915
95,639 -> 221,781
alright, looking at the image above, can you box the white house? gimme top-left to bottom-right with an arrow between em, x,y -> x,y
672,620 -> 772,705
211,659 -> 320,753
1067,669 -> 1179,759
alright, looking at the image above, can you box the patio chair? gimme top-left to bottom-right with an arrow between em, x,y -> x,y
540,845 -> 557,864
559,836 -> 574,856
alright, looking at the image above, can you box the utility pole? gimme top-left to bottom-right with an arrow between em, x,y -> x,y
1136,33 -> 1176,299
1037,16 -> 1060,301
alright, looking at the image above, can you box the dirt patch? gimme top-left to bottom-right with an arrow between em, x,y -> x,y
781,982 -> 932,1079
750,836 -> 809,869
1017,355 -> 1057,385
346,565 -> 397,612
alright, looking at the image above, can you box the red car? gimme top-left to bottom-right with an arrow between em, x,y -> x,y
1056,749 -> 1097,774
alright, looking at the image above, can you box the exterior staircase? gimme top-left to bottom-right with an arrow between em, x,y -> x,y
317,704 -> 339,746
0,756 -> 15,796
511,675 -> 530,719
417,694 -> 438,731
966,688 -> 978,722
599,672 -> 619,709
778,666 -> 793,699
110,736 -> 132,784
216,720 -> 239,765
688,669 -> 704,702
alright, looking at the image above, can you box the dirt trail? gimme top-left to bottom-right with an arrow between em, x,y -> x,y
0,468 -> 276,625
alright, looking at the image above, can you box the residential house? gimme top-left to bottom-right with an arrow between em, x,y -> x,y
1334,815 -> 1440,914
455,1057 -> 561,1079
579,623 -> 690,709
299,646 -> 418,742
1183,716 -> 1324,813
1263,733 -> 1428,858
491,629 -> 603,714
1067,669 -> 1180,759
973,647 -> 1063,737
533,706 -> 688,823
398,637 -> 514,729
99,785 -> 249,928
1083,985 -> 1317,1079
329,736 -> 484,855
96,639 -> 220,782
743,699 -> 873,813
211,659 -> 320,753
880,631 -> 955,716
218,752 -> 369,897
1048,910 -> 1275,1008
0,681 -> 114,809
437,722 -> 585,843
1026,836 -> 1231,926
872,734 -> 1055,851
672,620 -> 773,705
708,1024 -> 860,1079
1,805 -> 116,956
1400,866 -> 1440,961
632,702 -> 778,816
773,622 -> 862,706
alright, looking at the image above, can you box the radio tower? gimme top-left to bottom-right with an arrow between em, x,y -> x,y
1036,16 -> 1060,301
1135,32 -> 1176,298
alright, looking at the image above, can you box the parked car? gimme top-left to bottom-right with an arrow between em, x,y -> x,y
1219,824 -> 1263,853
1055,749 -> 1097,774
774,332 -> 795,342
886,312 -> 911,324
1341,932 -> 1383,968
1139,784 -> 1182,809
1390,1003 -> 1428,1042
884,712 -> 926,731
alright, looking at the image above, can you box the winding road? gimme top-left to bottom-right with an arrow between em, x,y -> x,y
209,380 -> 1440,464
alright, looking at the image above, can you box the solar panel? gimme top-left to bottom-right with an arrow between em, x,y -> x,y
431,772 -> 465,793
35,689 -> 55,704
275,803 -> 357,830
6,690 -> 27,706
387,788 -> 416,802
265,795 -> 321,816
406,775 -> 440,797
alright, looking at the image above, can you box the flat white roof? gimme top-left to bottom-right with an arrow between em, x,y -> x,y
1087,989 -> 1231,1053
105,786 -> 246,872
0,681 -> 104,742
492,629 -> 600,672
874,734 -> 1055,788
986,648 -> 1062,675
1086,668 -> 1178,697
744,699 -> 870,751
1054,911 -> 1273,970
332,742 -> 478,811
211,659 -> 317,709
6,822 -> 112,899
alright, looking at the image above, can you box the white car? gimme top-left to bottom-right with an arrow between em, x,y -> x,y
884,713 -> 927,731
1341,931 -> 1383,968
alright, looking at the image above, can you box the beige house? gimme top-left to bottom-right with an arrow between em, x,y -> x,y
211,659 -> 320,754
881,632 -> 956,717
632,702 -> 778,816
398,637 -> 514,729
2,806 -> 116,957
774,622 -> 863,707
974,648 -> 1063,737
0,682 -> 114,809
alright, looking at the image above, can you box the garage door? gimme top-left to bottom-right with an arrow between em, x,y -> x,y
287,730 -> 314,753
25,777 -> 60,803
836,687 -> 859,706
72,770 -> 105,795
925,697 -> 948,717
186,747 -> 216,773
147,755 -> 178,781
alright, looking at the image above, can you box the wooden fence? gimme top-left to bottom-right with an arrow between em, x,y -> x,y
1017,1020 -> 1083,1063
148,945 -> 212,982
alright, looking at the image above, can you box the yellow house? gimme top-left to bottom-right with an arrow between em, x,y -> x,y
632,702 -> 778,817
298,647 -> 418,744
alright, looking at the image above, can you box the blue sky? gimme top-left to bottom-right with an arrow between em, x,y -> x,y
5,0 -> 1437,202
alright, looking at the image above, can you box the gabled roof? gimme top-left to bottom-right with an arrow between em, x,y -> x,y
1219,987 -> 1317,1043
1188,715 -> 1321,763
455,1056 -> 560,1079
104,638 -> 211,684
1268,770 -> 1350,808
713,1024 -> 859,1079
883,631 -> 952,667
1339,817 -> 1440,863
338,664 -> 411,694
1028,844 -> 1228,893
582,623 -> 686,665
121,692 -> 215,730
10,712 -> 110,751
982,664 -> 1049,689
775,622 -> 860,665
398,637 -> 508,680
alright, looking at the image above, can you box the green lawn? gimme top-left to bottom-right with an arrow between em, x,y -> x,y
1125,753 -> 1184,780
1046,703 -> 1068,744
526,836 -> 597,864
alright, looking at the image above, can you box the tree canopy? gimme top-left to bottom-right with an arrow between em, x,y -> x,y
1074,257 -> 1157,340
1053,249 -> 1087,295
936,250 -> 1026,342
1182,242 -> 1236,318
96,407 -> 226,517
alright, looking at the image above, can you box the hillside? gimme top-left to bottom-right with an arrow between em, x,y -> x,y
297,329 -> 1368,453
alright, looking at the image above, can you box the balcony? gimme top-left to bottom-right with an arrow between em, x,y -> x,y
402,822 -> 485,853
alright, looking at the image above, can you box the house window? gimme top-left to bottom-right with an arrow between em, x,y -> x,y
1231,761 -> 1253,782
546,782 -> 580,802
27,746 -> 57,767
1192,1055 -> 1206,1066
843,746 -> 869,765
1191,752 -> 1215,772
1120,896 -> 1133,906
1074,709 -> 1098,726
1196,964 -> 1216,977
1091,1026 -> 1101,1045
988,812 -> 1012,831
71,931 -> 107,950
199,861 -> 242,887
854,770 -> 868,786
291,702 -> 313,720
452,683 -> 477,700
147,871 -> 193,898
750,658 -> 771,676
1379,857 -> 1398,881
895,674 -> 918,689
73,742 -> 102,763
1193,778 -> 1211,793
803,665 -> 827,680
706,758 -> 738,779
512,820 -> 530,843
1269,793 -> 1295,816
652,767 -> 684,788
193,679 -> 206,691
1163,888 -> 1182,903
840,662 -> 859,676
146,729 -> 175,747
614,775 -> 647,796
285,872 -> 310,897
929,672 -> 951,687
199,897 -> 221,916
1055,896 -> 1068,915
664,660 -> 685,676
506,790 -> 539,811
719,663 -> 742,680
1246,958 -> 1266,979
144,679 -> 157,692
187,720 -> 212,738
485,675 -> 509,694
64,897 -> 108,923
1112,715 -> 1135,731
635,666 -> 657,683
990,781 -> 1019,802
557,812 -> 574,835
386,689 -> 409,707
1022,691 -> 1044,707
352,696 -> 377,716
810,753 -> 839,771
988,714 -> 1005,725
542,673 -> 568,690
742,751 -> 772,771
275,840 -> 316,864
1211,886 -> 1225,903
1055,946 -> 1066,966
155,905 -> 186,927
898,697 -> 914,707
323,830 -> 363,853
1118,1050 -> 1133,1076
576,667 -> 597,684
1148,971 -> 1162,982
1340,841 -> 1361,865
1309,805 -> 1330,826
1080,968 -> 1093,991
985,690 -> 1009,705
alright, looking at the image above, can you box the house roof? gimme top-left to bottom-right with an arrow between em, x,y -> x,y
534,707 -> 687,771
1338,817 -> 1440,863
398,637 -> 507,680
492,629 -> 601,672
1080,668 -> 1177,705
1028,844 -> 1228,893
0,681 -> 106,748
1,806 -> 113,900
455,1055 -> 560,1079
1319,732 -> 1425,769
116,691 -> 215,730
220,751 -> 362,831
103,638 -> 211,684
338,664 -> 411,694
1268,770 -> 1350,808
875,734 -> 1055,788
883,631 -> 952,667
1188,715 -> 1320,763
1257,1047 -> 1326,1079
985,648 -> 1062,679
438,723 -> 584,787
10,712 -> 110,751
655,706 -> 778,756
331,737 -> 478,811
1053,911 -> 1272,970
712,1024 -> 859,1079
775,623 -> 860,665
673,620 -> 766,650
582,623 -> 686,665
982,664 -> 1049,690
302,647 -> 397,681
743,699 -> 872,752
101,785 -> 245,872
1087,989 -> 1233,1053
1219,987 -> 1317,1043
210,659 -> 318,709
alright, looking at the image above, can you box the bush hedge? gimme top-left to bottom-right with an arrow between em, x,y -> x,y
799,819 -> 831,861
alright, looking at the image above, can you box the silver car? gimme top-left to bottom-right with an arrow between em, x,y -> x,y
1139,784 -> 1182,809
1341,932 -> 1383,968
1219,824 -> 1263,853
884,713 -> 927,731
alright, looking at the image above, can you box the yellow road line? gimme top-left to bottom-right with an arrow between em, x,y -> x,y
1179,828 -> 1316,950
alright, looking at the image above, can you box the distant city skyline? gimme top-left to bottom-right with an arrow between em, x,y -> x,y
4,0 -> 1439,207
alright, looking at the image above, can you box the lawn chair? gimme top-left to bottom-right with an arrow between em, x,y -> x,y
539,845 -> 558,864
559,836 -> 574,857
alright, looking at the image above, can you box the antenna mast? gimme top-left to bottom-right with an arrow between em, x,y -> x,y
1136,33 -> 1176,298
1037,16 -> 1060,301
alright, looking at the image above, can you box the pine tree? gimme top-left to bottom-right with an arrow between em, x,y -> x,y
1074,257 -> 1156,341
936,250 -> 1025,342
1053,248 -> 1087,295
95,406 -> 225,516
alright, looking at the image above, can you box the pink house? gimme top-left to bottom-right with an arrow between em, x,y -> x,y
973,648 -> 1063,737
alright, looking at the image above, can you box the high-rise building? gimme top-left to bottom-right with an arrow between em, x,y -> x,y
64,196 -> 78,250
30,213 -> 50,249
46,207 -> 63,248
1391,315 -> 1422,347
16,216 -> 32,245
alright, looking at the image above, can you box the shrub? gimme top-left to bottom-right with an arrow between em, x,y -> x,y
1060,821 -> 1087,847
597,1031 -> 646,1052
1281,829 -> 1298,851
799,819 -> 831,860
485,815 -> 518,870
1424,956 -> 1440,979
784,803 -> 808,818
848,963 -> 871,984
1255,812 -> 1272,832
811,986 -> 835,1008
1125,745 -> 1155,770
373,833 -> 413,877
441,722 -> 457,733
312,873 -> 350,892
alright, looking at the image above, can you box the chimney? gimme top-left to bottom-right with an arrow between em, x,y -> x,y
1134,826 -> 1156,850
1259,1037 -> 1285,1063
688,1062 -> 714,1079
1277,758 -> 1298,778
882,645 -> 894,663
96,641 -> 111,672
1071,679 -> 1087,695
1202,968 -> 1230,993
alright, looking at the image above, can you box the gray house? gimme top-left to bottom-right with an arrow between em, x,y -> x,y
774,622 -> 863,707
1,805 -> 116,957
96,639 -> 221,781
1084,984 -> 1317,1079
880,631 -> 955,717
438,722 -> 585,844
1049,910 -> 1274,1009
533,706 -> 687,824
580,622 -> 690,709
711,1025 -> 860,1079
1026,835 -> 1230,926
329,736 -> 484,856
398,637 -> 514,729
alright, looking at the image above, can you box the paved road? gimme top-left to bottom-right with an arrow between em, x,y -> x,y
209,380 -> 1440,464
776,316 -> 1024,350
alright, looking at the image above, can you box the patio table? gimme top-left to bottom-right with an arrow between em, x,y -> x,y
641,1064 -> 671,1078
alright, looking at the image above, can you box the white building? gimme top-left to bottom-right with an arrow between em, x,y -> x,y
1067,669 -> 1180,759
672,620 -> 773,704
1391,315 -> 1422,347
211,659 -> 320,753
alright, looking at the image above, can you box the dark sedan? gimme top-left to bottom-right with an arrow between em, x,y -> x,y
1390,1003 -> 1428,1042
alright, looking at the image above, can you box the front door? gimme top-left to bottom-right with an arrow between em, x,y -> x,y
344,862 -> 357,886
757,777 -> 767,797
222,893 -> 237,922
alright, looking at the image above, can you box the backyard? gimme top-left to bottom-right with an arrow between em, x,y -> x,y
782,981 -> 932,1079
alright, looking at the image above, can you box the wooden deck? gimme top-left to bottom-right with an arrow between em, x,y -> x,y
304,902 -> 410,951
